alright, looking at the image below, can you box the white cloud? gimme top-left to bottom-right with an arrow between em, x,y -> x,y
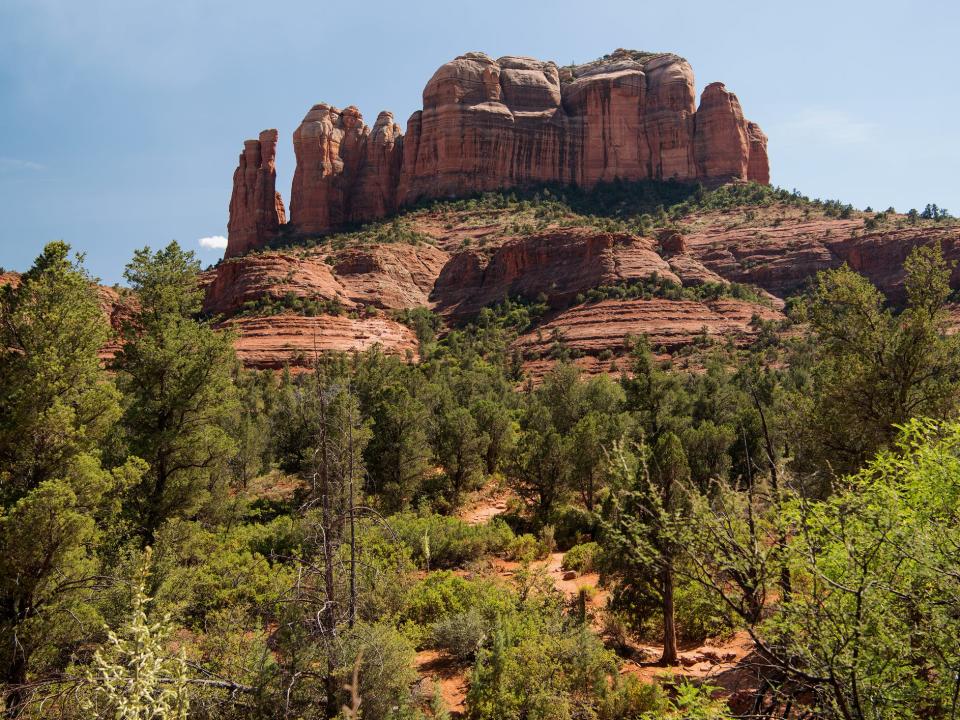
197,235 -> 227,250
778,108 -> 879,145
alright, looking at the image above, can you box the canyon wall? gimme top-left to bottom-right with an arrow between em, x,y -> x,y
226,49 -> 769,256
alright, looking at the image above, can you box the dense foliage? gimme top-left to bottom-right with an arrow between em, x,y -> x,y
3,235 -> 960,720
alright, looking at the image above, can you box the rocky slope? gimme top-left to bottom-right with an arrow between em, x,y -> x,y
9,195 -> 960,374
200,192 -> 960,373
223,314 -> 418,370
679,209 -> 960,301
431,229 -> 679,319
225,48 -> 769,256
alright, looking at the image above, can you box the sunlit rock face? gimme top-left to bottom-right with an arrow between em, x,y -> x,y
225,49 -> 769,257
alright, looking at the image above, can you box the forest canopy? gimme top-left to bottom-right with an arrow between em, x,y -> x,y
2,238 -> 960,720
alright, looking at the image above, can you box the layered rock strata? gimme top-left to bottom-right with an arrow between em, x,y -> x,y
226,129 -> 286,258
226,49 -> 769,256
430,228 -> 680,319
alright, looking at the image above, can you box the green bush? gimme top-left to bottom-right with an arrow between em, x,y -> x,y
597,675 -> 670,720
504,533 -> 550,562
432,607 -> 489,662
149,519 -> 295,627
336,622 -> 418,720
389,513 -> 514,569
673,577 -> 733,643
561,542 -> 600,574
550,504 -> 596,549
403,572 -> 513,628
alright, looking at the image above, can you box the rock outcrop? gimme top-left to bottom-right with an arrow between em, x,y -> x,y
431,229 -> 679,318
513,297 -> 783,358
224,314 -> 418,370
746,122 -> 770,186
679,219 -> 960,302
225,49 -> 770,257
226,130 -> 286,258
203,243 -> 449,318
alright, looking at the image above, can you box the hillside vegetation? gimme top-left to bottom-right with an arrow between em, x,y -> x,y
3,182 -> 960,719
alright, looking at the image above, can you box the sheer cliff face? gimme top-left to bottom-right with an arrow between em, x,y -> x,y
226,129 -> 286,258
226,49 -> 770,256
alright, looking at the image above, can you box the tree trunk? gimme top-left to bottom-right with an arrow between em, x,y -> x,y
3,649 -> 28,719
661,561 -> 679,665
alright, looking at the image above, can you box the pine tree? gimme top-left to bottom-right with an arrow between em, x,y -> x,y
114,242 -> 239,537
0,243 -> 143,714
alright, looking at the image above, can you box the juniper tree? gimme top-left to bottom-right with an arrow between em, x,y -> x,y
0,243 -> 143,714
114,242 -> 238,538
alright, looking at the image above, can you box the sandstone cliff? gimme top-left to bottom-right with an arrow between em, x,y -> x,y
226,49 -> 769,256
226,129 -> 286,258
431,229 -> 679,319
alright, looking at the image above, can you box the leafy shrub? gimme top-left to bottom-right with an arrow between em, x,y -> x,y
599,609 -> 634,657
466,622 -> 621,720
403,572 -> 513,628
550,504 -> 596,549
673,578 -> 733,643
403,572 -> 475,626
336,622 -> 418,720
150,519 -> 295,627
597,675 -> 669,720
389,513 -> 514,569
505,533 -> 550,562
562,542 -> 600,573
432,607 -> 489,662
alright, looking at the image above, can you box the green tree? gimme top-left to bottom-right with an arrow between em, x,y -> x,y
792,243 -> 960,475
366,390 -> 431,509
470,398 -> 515,475
433,402 -> 486,503
508,403 -> 569,523
0,243 -> 142,713
599,433 -> 690,665
758,419 -> 960,719
114,242 -> 238,537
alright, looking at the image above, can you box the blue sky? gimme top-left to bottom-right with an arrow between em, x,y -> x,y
1,0 -> 957,284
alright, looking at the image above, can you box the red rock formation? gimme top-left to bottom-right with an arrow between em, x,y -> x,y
223,314 -> 418,370
746,122 -> 770,185
202,243 -> 449,317
225,50 -> 771,254
640,54 -> 698,181
332,242 -> 448,309
226,129 -> 286,258
679,217 -> 960,301
203,253 -> 344,317
513,297 -> 783,358
694,83 -> 749,182
289,104 -> 368,236
431,228 -> 679,318
351,112 -> 405,221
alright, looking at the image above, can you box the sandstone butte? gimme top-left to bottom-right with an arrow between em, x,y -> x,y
224,49 -> 769,258
13,49 -> 954,375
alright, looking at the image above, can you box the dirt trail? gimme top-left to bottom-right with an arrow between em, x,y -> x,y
420,484 -> 760,714
415,649 -> 468,714
457,485 -> 512,525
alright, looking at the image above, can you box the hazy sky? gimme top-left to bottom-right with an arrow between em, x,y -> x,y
1,0 -> 957,283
